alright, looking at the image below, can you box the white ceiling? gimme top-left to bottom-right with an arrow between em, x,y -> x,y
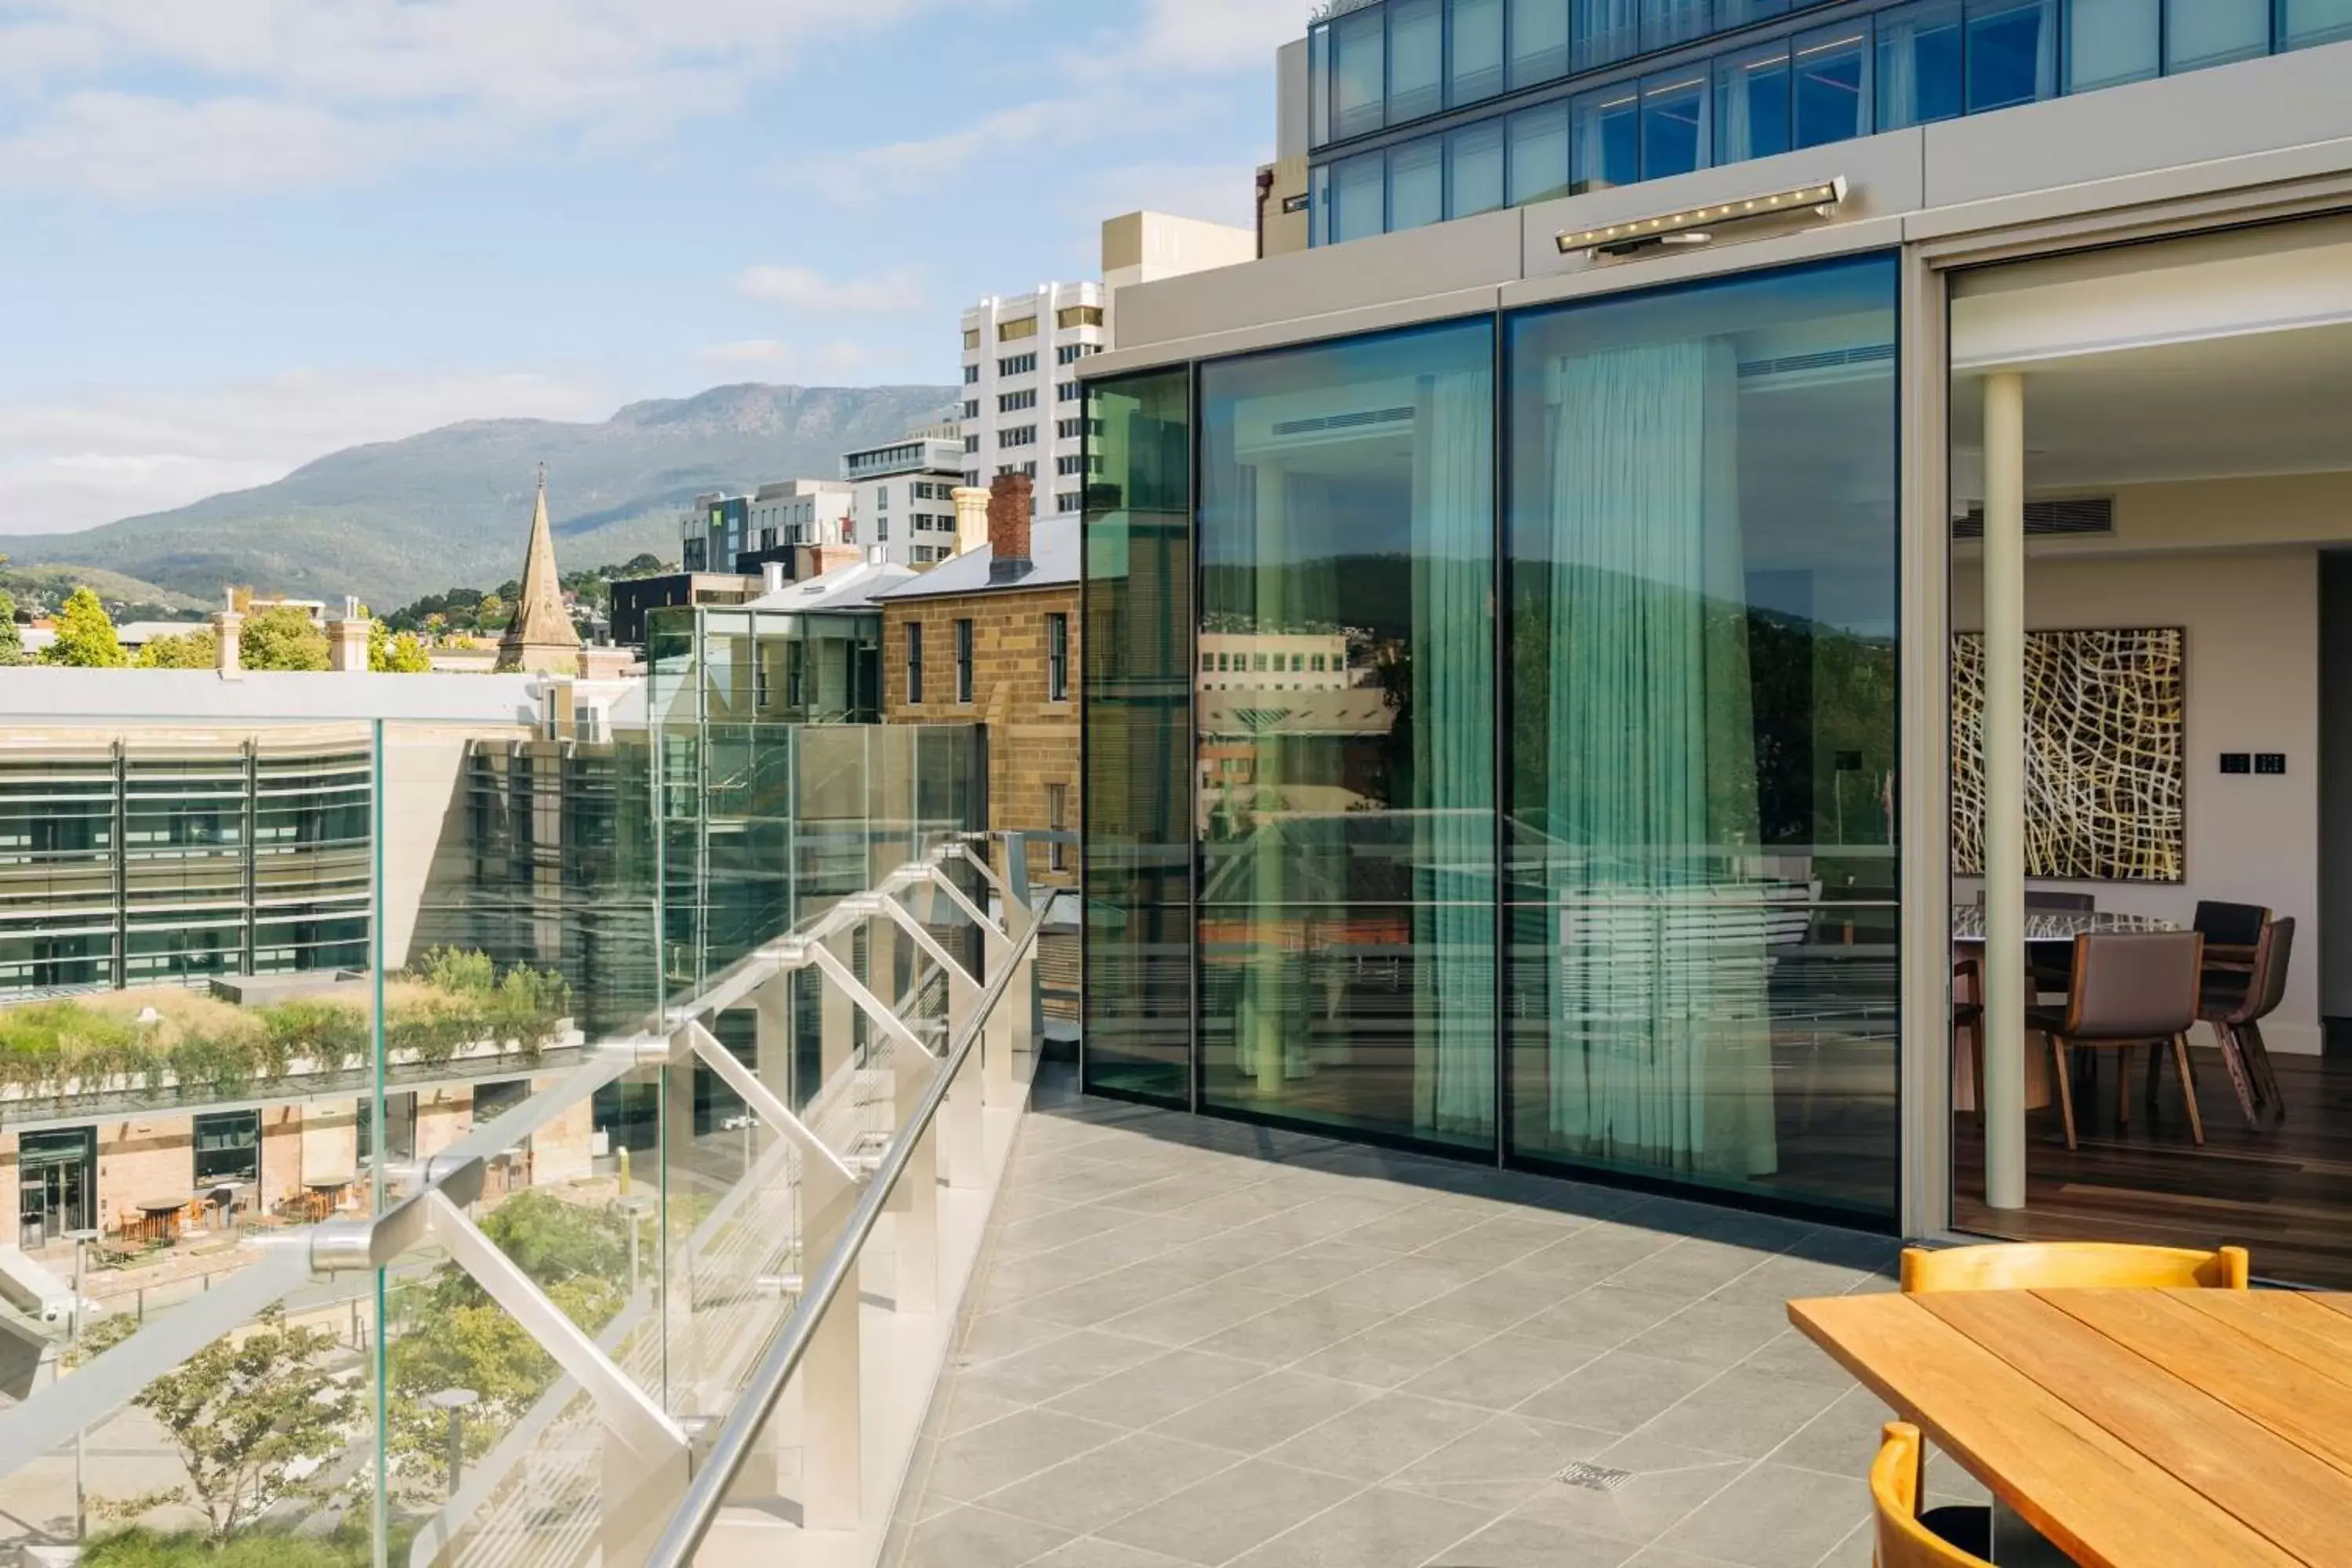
1951,319 -> 2352,492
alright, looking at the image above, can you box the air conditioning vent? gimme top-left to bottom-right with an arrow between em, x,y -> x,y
1953,497 -> 2114,540
1270,406 -> 1414,437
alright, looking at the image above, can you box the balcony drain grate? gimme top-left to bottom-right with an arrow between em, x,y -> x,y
1552,1461 -> 1636,1493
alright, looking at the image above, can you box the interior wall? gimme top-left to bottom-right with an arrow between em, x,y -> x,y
1952,544 -> 2321,1054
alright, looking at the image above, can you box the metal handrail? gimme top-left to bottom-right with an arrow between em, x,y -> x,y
640,889 -> 1044,1568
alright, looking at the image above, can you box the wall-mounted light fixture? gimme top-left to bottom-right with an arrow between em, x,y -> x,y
1556,177 -> 1849,258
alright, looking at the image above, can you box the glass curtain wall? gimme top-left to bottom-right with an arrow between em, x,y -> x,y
1195,320 -> 1497,1151
1081,368 -> 1196,1103
1503,253 -> 1901,1216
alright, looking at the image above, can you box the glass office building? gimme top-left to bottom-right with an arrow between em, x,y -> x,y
1084,255 -> 1903,1221
1306,0 -> 2352,245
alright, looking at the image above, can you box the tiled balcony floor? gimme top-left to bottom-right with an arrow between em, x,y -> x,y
887,1065 -> 1961,1568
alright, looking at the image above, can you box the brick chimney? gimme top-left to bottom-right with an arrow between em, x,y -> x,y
212,589 -> 244,681
987,473 -> 1033,585
327,595 -> 369,672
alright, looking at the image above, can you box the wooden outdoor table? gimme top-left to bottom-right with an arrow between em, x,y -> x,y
1789,1289 -> 2352,1568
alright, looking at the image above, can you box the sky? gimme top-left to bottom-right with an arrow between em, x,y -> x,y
0,0 -> 1290,534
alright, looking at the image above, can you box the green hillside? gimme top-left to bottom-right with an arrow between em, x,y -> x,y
0,383 -> 957,607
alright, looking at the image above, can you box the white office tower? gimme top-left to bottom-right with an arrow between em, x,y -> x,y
959,282 -> 1106,521
841,423 -> 968,566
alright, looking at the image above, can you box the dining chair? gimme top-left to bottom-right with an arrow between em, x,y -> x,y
2193,899 -> 2269,978
2028,931 -> 2205,1149
1973,887 -> 2093,1004
1900,1241 -> 2250,1292
2188,916 -> 2293,1126
1871,1421 -> 1993,1567
1951,955 -> 1984,1116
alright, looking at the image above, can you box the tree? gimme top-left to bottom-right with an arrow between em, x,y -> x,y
126,1306 -> 359,1544
135,627 -> 219,668
474,592 -> 507,631
238,605 -> 329,671
368,620 -> 432,673
42,587 -> 127,667
0,590 -> 22,666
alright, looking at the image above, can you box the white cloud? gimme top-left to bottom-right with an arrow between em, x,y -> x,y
735,265 -> 927,317
0,369 -> 609,533
0,0 -> 966,198
1120,0 -> 1303,74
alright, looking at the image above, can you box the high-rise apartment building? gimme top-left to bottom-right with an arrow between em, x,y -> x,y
841,423 -> 967,565
958,282 -> 1107,522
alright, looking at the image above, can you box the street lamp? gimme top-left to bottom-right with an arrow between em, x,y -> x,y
425,1388 -> 480,1497
63,1227 -> 99,1541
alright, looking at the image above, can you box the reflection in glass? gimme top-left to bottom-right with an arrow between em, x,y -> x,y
2165,0 -> 2270,72
1512,0 -> 1573,89
1794,24 -> 1871,148
1573,85 -> 1641,195
1717,41 -> 1795,165
1389,136 -> 1444,232
1643,0 -> 1712,52
2284,0 -> 2352,48
1310,22 -> 1330,147
1449,121 -> 1508,219
1877,0 -> 1964,130
1197,321 -> 1496,1150
1083,368 -> 1195,1103
2066,0 -> 2159,89
1451,0 -> 1507,105
1509,101 -> 1573,207
1966,0 -> 2056,113
1642,69 -> 1711,183
1504,254 -> 1901,1217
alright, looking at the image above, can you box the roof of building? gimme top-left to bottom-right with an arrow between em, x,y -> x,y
873,517 -> 1079,602
742,557 -> 918,614
499,470 -> 583,668
0,667 -> 554,723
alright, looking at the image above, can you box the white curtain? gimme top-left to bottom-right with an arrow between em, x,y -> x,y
1411,369 -> 1497,1138
1539,340 -> 1778,1181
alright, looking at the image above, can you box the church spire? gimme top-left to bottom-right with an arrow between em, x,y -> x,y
495,465 -> 583,673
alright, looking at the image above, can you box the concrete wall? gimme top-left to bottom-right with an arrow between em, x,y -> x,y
1953,545 -> 2322,1054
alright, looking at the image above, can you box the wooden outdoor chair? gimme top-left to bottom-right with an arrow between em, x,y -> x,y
1871,1421 -> 1993,1566
1900,1241 -> 2249,1293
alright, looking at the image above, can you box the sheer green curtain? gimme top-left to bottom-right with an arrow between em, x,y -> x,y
1539,339 -> 1776,1181
1413,368 -> 1496,1138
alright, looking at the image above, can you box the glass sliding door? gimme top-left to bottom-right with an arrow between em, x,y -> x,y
1196,320 -> 1498,1152
1503,253 -> 1902,1218
1083,368 -> 1196,1104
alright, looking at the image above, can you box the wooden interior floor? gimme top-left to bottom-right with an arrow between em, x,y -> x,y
1954,1040 -> 2352,1288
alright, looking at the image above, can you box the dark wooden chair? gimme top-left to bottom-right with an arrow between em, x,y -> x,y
1953,955 -> 1985,1116
2030,931 -> 2205,1149
2187,916 -> 2294,1126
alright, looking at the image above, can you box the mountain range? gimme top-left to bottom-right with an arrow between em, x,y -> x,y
0,383 -> 960,608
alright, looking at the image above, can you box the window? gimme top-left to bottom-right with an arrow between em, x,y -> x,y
1058,490 -> 1083,513
1570,0 -> 1634,72
1508,100 -> 1571,207
1876,1 -> 1963,130
963,363 -> 979,384
1794,23 -> 1871,148
1055,304 -> 1105,329
2283,0 -> 2352,49
999,352 -> 1037,376
1643,0 -> 1711,52
1000,425 -> 1036,448
906,622 -> 923,702
2166,0 -> 2268,71
1717,39 -> 1795,164
1512,0 -> 1570,87
1448,120 -> 1506,218
1000,388 -> 1036,412
2067,0 -> 2158,89
1504,251 -> 1900,1214
1967,0 -> 2056,113
953,618 -> 974,703
1312,19 -> 1332,145
964,469 -> 979,487
1057,453 -> 1104,476
1057,343 -> 1101,365
1388,0 -> 1443,124
1196,316 -> 1496,1151
1058,416 -> 1105,440
962,328 -> 981,350
1333,5 -> 1385,138
1450,0 -> 1505,105
1388,135 -> 1443,230
1057,380 -> 1083,401
193,1109 -> 261,1185
1334,150 -> 1385,238
1640,67 -> 1710,180
1047,781 -> 1069,870
998,317 -> 1037,343
964,433 -> 980,452
874,485 -> 887,508
1047,612 -> 1069,702
963,398 -> 979,419
1572,84 -> 1639,193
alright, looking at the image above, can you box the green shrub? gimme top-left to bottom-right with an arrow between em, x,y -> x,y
84,1526 -> 368,1568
